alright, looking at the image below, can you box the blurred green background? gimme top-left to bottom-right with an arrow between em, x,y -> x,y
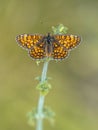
0,0 -> 98,130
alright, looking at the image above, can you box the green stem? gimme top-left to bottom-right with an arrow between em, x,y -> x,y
36,61 -> 49,130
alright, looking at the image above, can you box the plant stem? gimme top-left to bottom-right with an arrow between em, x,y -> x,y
36,61 -> 49,130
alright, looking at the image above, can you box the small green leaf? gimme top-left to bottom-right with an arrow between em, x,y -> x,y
27,106 -> 55,127
36,81 -> 52,95
35,76 -> 41,81
52,24 -> 68,34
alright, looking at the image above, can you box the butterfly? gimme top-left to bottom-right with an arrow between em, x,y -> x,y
15,33 -> 81,60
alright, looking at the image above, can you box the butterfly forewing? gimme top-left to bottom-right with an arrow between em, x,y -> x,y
16,34 -> 44,50
54,35 -> 81,50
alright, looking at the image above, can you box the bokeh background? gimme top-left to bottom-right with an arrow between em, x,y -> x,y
0,0 -> 98,130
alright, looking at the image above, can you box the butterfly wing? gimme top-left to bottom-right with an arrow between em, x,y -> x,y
16,34 -> 44,50
54,35 -> 81,50
51,41 -> 68,60
29,45 -> 46,60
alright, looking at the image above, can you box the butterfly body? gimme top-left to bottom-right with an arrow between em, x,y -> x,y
16,33 -> 81,60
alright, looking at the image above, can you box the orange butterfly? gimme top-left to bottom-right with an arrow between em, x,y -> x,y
16,33 -> 81,60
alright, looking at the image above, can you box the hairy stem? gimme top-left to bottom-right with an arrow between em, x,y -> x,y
36,61 -> 49,130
